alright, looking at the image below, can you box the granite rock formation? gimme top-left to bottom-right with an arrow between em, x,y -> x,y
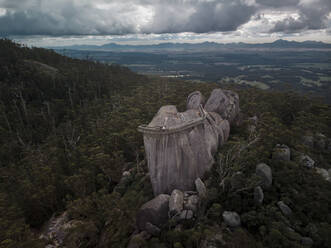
138,89 -> 239,195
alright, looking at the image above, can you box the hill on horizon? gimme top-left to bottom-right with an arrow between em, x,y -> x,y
47,39 -> 331,52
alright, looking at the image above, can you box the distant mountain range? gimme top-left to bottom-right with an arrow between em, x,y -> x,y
49,39 -> 331,52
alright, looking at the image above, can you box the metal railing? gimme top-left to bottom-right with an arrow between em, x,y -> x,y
138,105 -> 207,135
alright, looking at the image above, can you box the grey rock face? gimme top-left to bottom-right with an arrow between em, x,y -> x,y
136,194 -> 170,231
122,171 -> 131,177
39,211 -> 82,247
180,210 -> 194,220
256,163 -> 273,188
277,201 -> 292,216
187,91 -> 205,110
272,144 -> 291,161
195,178 -> 207,199
138,88 -> 238,195
169,189 -> 184,217
139,105 -> 229,195
222,211 -> 241,228
204,89 -> 240,124
254,186 -> 264,204
299,154 -> 315,168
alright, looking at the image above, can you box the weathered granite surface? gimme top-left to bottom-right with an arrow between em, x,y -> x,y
138,89 -> 239,195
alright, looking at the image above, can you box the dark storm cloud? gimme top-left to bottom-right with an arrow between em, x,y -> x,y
269,0 -> 331,33
0,0 -> 330,36
140,0 -> 257,33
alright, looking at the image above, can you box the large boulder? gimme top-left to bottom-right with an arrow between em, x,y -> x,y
256,163 -> 273,188
169,189 -> 184,217
277,201 -> 292,216
185,194 -> 199,212
254,186 -> 264,204
315,168 -> 330,181
180,210 -> 194,220
222,211 -> 241,228
39,211 -> 83,247
195,178 -> 207,199
272,144 -> 291,161
204,89 -> 240,124
187,91 -> 205,110
136,194 -> 170,231
138,104 -> 230,195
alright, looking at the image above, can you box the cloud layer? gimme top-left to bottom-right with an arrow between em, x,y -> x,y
0,0 -> 330,36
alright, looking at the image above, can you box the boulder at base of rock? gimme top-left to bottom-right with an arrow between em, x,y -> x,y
299,154 -> 315,168
256,163 -> 273,188
222,211 -> 241,228
254,186 -> 264,204
180,210 -> 194,220
195,178 -> 207,199
277,201 -> 292,216
272,144 -> 291,161
136,194 -> 170,231
169,189 -> 184,217
187,91 -> 205,110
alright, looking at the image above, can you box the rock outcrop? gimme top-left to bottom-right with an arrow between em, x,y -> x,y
254,186 -> 264,204
169,189 -> 184,217
136,194 -> 170,232
187,91 -> 205,110
138,89 -> 239,195
204,89 -> 240,124
277,201 -> 292,216
39,211 -> 82,248
315,167 -> 330,181
195,178 -> 207,199
272,144 -> 291,161
222,211 -> 241,228
256,163 -> 273,189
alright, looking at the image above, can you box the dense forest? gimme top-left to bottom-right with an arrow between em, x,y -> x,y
0,39 -> 330,248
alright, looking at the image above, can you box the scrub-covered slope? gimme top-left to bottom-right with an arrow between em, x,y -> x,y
0,39 -> 330,248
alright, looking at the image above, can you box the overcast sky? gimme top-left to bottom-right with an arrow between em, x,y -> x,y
1,0 -> 331,46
